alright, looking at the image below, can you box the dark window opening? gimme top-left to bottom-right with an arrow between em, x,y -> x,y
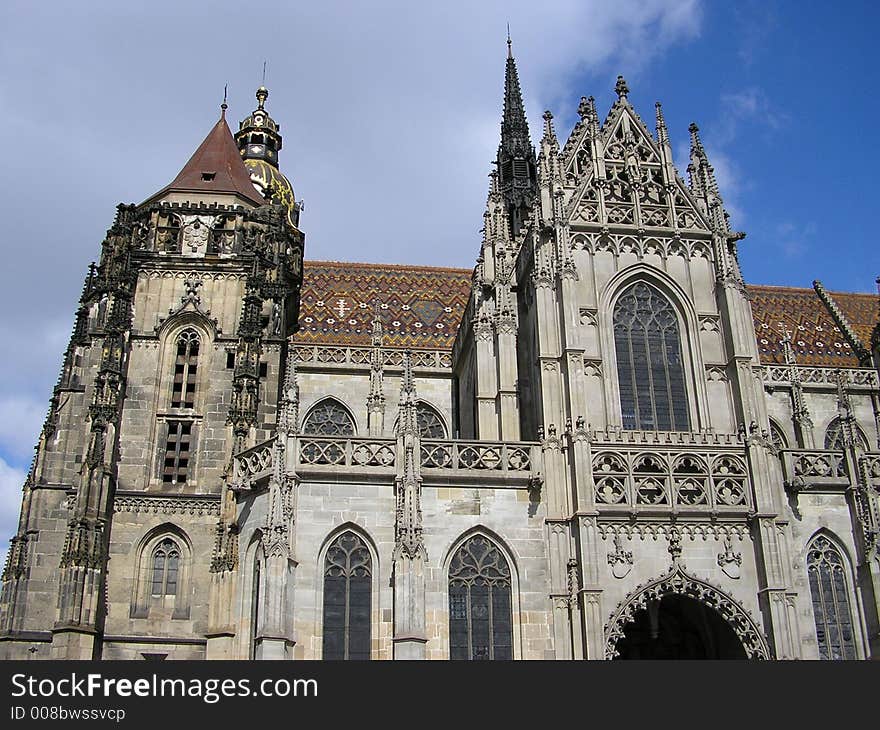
162,421 -> 192,484
171,330 -> 200,408
323,532 -> 372,660
201,172 -> 216,181
151,539 -> 180,596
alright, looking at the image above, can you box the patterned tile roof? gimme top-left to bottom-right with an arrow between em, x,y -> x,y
748,285 -> 878,366
294,260 -> 472,348
294,261 -> 879,368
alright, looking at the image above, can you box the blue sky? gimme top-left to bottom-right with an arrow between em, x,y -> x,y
0,1 -> 878,560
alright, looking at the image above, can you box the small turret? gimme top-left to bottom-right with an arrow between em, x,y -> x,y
235,86 -> 300,227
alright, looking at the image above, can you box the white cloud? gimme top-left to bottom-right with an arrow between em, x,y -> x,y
0,2 -> 706,547
0,457 -> 26,571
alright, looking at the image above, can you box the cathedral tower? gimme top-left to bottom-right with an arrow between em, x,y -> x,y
0,92 -> 304,660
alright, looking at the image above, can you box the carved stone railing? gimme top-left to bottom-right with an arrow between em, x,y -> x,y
780,449 -> 849,489
298,437 -> 396,469
420,439 -> 540,487
861,453 -> 880,487
420,440 -> 533,472
293,345 -> 452,370
760,365 -> 877,388
587,428 -> 741,447
231,437 -> 275,491
590,447 -> 751,512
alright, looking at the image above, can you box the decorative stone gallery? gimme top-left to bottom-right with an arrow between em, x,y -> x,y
2,44 -> 880,661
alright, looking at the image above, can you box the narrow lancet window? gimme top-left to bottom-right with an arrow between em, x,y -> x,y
171,329 -> 200,408
150,539 -> 180,596
323,532 -> 372,660
448,535 -> 513,660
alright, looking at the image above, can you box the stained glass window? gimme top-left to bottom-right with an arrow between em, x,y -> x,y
613,282 -> 690,431
806,535 -> 857,660
417,403 -> 446,439
449,535 -> 513,660
151,539 -> 180,596
323,532 -> 372,660
303,399 -> 355,436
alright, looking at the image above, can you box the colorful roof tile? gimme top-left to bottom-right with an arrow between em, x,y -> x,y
294,261 -> 879,368
748,284 -> 877,366
294,261 -> 472,349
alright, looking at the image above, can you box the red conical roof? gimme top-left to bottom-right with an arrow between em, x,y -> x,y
144,108 -> 266,206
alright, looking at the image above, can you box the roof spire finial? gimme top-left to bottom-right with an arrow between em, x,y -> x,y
221,83 -> 228,117
507,23 -> 512,58
655,102 -> 668,143
615,74 -> 629,100
256,84 -> 268,111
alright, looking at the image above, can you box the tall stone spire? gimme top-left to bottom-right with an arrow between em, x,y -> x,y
687,122 -> 728,232
497,34 -> 537,239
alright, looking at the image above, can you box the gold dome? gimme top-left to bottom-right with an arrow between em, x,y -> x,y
244,158 -> 298,228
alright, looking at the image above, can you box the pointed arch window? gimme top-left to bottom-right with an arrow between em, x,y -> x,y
171,329 -> 200,408
323,532 -> 372,660
806,535 -> 857,660
250,549 -> 263,660
151,539 -> 180,596
769,421 -> 788,451
824,417 -> 867,451
417,403 -> 446,439
613,282 -> 690,431
303,399 -> 355,436
448,535 -> 513,660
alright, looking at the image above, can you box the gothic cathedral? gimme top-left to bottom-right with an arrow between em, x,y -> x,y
2,44 -> 879,660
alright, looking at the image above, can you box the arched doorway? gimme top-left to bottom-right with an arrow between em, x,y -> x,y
605,564 -> 771,660
613,594 -> 746,659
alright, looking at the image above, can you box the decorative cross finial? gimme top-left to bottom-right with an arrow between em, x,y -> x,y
615,74 -> 629,99
507,23 -> 512,58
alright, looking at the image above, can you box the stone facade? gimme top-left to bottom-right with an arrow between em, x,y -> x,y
2,54 -> 880,661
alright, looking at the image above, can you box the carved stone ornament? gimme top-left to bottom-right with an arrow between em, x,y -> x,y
604,563 -> 771,659
717,536 -> 743,579
180,215 -> 218,257
607,533 -> 633,579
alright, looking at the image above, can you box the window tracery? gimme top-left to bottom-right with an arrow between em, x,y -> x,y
613,282 -> 690,431
448,535 -> 513,660
824,417 -> 867,451
417,403 -> 446,439
151,538 -> 180,596
303,399 -> 355,436
322,531 -> 372,660
806,535 -> 857,660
